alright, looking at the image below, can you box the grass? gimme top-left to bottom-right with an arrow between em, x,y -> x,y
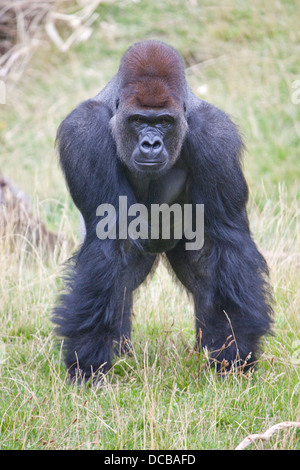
0,0 -> 299,450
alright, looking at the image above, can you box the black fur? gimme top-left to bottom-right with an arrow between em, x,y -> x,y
53,41 -> 273,382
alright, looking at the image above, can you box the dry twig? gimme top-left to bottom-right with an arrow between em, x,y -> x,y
235,421 -> 300,450
45,0 -> 103,52
0,0 -> 54,80
0,1 -> 108,81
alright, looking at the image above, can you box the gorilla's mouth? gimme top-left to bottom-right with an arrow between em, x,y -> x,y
135,160 -> 165,168
134,159 -> 168,178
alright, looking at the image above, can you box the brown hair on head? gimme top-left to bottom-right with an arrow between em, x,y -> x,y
119,41 -> 186,109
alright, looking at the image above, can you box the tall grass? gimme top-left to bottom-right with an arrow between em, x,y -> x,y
0,0 -> 299,450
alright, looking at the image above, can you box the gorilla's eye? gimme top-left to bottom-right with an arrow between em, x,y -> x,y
130,115 -> 145,125
159,116 -> 174,127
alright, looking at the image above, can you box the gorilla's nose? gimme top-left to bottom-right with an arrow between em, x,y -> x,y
139,135 -> 163,158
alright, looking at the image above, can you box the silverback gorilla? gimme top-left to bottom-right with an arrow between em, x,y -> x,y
53,40 -> 273,382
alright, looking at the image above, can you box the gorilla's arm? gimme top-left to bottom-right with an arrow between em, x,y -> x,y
53,99 -> 156,381
184,100 -> 249,230
168,100 -> 273,368
56,99 -> 133,227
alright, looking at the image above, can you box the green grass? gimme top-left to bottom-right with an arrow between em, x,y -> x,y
0,0 -> 299,450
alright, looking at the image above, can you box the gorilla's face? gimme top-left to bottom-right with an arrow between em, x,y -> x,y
111,104 -> 187,179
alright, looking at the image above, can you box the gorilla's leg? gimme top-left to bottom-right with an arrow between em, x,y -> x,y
166,235 -> 272,372
53,238 -> 156,382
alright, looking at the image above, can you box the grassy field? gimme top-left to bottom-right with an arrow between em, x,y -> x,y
0,0 -> 299,450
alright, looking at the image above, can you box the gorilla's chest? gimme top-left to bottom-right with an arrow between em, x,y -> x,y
126,166 -> 188,253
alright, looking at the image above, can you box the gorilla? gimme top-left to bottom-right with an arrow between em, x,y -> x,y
52,40 -> 273,382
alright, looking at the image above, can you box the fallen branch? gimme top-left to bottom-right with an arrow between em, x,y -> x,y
235,421 -> 300,450
45,0 -> 103,52
0,173 -> 64,252
0,1 -> 110,81
0,0 -> 55,81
